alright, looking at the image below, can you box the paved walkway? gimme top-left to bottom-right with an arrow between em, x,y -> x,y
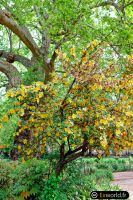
112,171 -> 133,200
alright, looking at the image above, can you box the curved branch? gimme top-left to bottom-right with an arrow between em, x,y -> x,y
0,50 -> 32,68
124,1 -> 133,8
94,1 -> 120,12
0,10 -> 40,57
0,59 -> 21,88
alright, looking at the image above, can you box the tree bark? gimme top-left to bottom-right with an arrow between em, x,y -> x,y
0,50 -> 32,68
56,138 -> 89,176
0,10 -> 40,57
0,59 -> 21,88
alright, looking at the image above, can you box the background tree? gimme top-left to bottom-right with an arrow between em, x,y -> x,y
0,0 -> 132,86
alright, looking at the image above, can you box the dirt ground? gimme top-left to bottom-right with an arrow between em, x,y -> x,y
112,171 -> 133,200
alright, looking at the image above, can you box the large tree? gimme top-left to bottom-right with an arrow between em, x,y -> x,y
0,0 -> 132,86
0,0 -> 132,175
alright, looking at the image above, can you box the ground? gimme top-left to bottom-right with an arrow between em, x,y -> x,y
112,171 -> 133,200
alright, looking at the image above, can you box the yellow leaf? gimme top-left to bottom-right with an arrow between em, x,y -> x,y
27,149 -> 32,155
40,113 -> 48,118
15,132 -> 19,136
70,47 -> 76,57
18,145 -> 21,150
0,124 -> 3,129
9,109 -> 16,115
36,81 -> 44,86
89,138 -> 94,145
100,105 -> 106,111
16,102 -> 21,106
72,114 -> 77,119
63,53 -> 66,59
56,132 -> 60,137
23,139 -> 28,144
116,121 -> 124,128
30,118 -> 35,122
7,91 -> 15,98
106,87 -> 112,92
22,157 -> 25,163
3,116 -> 9,122
100,119 -> 108,125
100,138 -> 107,149
21,191 -> 30,199
34,86 -> 41,92
39,127 -> 43,132
34,132 -> 39,137
64,128 -> 72,134
43,137 -> 47,142
19,108 -> 24,116
97,153 -> 102,159
63,137 -> 67,142
55,49 -> 59,54
23,103 -> 27,107
18,96 -> 24,101
126,111 -> 133,116
82,56 -> 87,63
38,92 -> 44,98
36,97 -> 40,103
91,84 -> 97,91
116,129 -> 121,135
95,121 -> 99,126
41,149 -> 45,154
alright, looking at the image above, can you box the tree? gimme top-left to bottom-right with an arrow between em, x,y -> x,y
0,0 -> 132,85
0,0 -> 133,176
1,42 -> 133,175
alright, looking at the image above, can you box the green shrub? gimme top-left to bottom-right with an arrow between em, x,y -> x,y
11,159 -> 49,199
0,159 -> 16,200
1,157 -> 127,200
41,173 -> 62,200
95,169 -> 113,180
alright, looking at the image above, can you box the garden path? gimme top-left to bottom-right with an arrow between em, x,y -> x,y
112,171 -> 133,200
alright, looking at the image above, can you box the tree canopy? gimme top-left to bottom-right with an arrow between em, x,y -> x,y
0,0 -> 132,85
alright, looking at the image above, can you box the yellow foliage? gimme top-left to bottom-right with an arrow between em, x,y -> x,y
2,116 -> 9,122
1,43 -> 132,159
72,114 -> 77,119
116,129 -> 121,135
40,113 -> 48,118
23,139 -> 28,144
21,191 -> 30,199
0,124 -> 3,129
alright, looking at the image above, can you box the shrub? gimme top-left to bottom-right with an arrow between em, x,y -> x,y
11,159 -> 49,199
0,159 -> 16,200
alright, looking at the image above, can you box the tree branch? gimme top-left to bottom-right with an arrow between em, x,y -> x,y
124,1 -> 133,8
33,6 -> 44,27
94,1 -> 120,12
56,136 -> 89,176
65,151 -> 83,164
64,145 -> 83,158
0,59 -> 21,88
61,78 -> 76,106
0,10 -> 40,57
6,28 -> 13,52
0,50 -> 32,68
